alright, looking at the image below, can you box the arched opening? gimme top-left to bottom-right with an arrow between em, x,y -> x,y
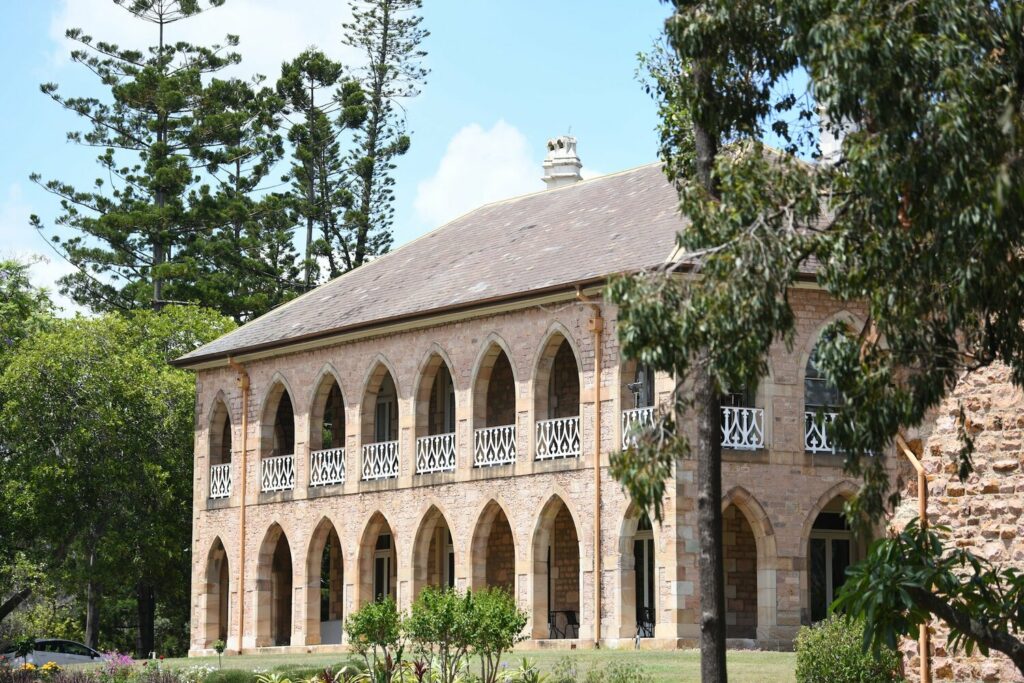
620,509 -> 656,639
305,519 -> 344,645
535,334 -> 581,460
472,343 -> 517,467
361,364 -> 400,480
309,374 -> 346,487
808,498 -> 855,623
415,354 -> 457,474
532,496 -> 581,639
723,504 -> 758,639
412,507 -> 455,597
621,359 -> 656,448
260,383 -> 296,491
470,501 -> 516,594
209,400 -> 232,499
255,524 -> 293,646
804,338 -> 843,453
358,513 -> 398,606
203,538 -> 230,646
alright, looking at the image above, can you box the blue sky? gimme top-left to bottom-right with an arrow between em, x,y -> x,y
0,1 -> 672,311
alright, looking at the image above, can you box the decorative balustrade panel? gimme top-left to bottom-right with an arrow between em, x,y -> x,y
416,433 -> 456,474
209,463 -> 231,499
261,455 -> 295,492
474,425 -> 517,467
310,447 -> 346,486
535,416 -> 580,460
721,407 -> 765,450
621,407 -> 655,448
804,411 -> 838,454
362,441 -> 400,480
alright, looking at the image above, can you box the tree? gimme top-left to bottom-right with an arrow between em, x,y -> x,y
612,0 -> 1024,675
340,0 -> 429,270
31,0 -> 238,311
404,587 -> 474,683
187,76 -> 304,321
0,306 -> 234,653
345,597 -> 405,683
277,50 -> 366,287
467,588 -> 527,683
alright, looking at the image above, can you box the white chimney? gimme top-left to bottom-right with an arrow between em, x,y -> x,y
542,136 -> 582,189
819,104 -> 854,165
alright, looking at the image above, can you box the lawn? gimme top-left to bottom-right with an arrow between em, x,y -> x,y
163,648 -> 796,683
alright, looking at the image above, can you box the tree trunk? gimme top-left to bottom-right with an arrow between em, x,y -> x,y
689,53 -> 727,681
0,588 -> 32,623
695,357 -> 727,682
136,582 -> 156,657
85,577 -> 101,649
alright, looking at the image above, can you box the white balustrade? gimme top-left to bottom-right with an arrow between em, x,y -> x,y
535,416 -> 580,460
416,433 -> 456,474
721,407 -> 765,450
621,407 -> 655,448
310,447 -> 346,487
805,411 -> 838,454
261,455 -> 295,492
209,463 -> 231,499
362,441 -> 400,480
474,425 -> 517,467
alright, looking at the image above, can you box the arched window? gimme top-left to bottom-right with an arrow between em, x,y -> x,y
633,513 -> 655,638
804,342 -> 842,411
630,363 -> 655,409
361,365 -> 400,481
808,500 -> 854,622
260,384 -> 297,491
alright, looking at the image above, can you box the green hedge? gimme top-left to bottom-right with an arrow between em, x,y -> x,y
794,615 -> 903,683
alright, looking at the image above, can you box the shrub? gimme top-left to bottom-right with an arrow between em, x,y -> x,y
582,661 -> 653,683
548,656 -> 579,683
202,670 -> 255,683
405,587 -> 474,683
794,614 -> 904,683
466,588 -> 527,683
345,598 -> 405,683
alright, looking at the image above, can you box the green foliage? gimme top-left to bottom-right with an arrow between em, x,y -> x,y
615,0 -> 1024,672
345,598 -> 404,683
404,587 -> 473,683
340,0 -> 429,269
203,671 -> 257,683
466,589 -> 527,683
547,657 -> 578,683
0,259 -> 53,369
581,661 -> 653,683
794,615 -> 902,683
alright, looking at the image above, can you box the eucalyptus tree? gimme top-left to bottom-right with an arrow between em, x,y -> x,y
31,0 -> 237,311
340,0 -> 429,269
612,0 -> 1024,676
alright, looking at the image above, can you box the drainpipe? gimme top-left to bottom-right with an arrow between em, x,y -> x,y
577,288 -> 604,647
228,358 -> 250,654
896,433 -> 930,683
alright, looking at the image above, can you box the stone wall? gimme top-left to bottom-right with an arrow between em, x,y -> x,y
897,364 -> 1024,682
550,505 -> 581,613
486,511 -> 515,592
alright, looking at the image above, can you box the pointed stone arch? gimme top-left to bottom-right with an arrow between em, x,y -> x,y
618,503 -> 660,639
413,347 -> 458,441
208,395 -> 233,467
470,498 -> 517,594
357,511 -> 398,607
258,376 -> 297,458
799,480 -> 862,624
797,480 -> 861,559
533,323 -> 583,422
530,494 -> 583,639
471,335 -> 519,430
201,536 -> 231,647
255,522 -> 294,647
721,486 -> 778,640
308,365 -> 347,452
411,504 -> 456,597
361,358 -> 401,445
304,516 -> 344,645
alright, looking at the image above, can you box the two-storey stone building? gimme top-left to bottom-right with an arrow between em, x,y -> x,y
176,138 -> 882,654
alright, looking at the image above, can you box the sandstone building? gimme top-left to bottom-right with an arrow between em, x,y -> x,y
177,138 -> 885,654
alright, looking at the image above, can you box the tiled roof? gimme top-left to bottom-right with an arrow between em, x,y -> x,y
176,163 -> 687,366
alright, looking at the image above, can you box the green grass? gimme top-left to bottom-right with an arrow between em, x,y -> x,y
163,648 -> 796,683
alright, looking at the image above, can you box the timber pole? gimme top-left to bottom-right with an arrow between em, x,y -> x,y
897,433 -> 931,683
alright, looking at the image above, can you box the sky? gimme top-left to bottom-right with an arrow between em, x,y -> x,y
0,1 -> 673,312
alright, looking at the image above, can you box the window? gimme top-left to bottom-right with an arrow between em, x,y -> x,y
809,508 -> 853,622
633,514 -> 656,637
630,364 -> 656,409
374,534 -> 393,601
805,344 -> 842,410
722,385 -> 754,408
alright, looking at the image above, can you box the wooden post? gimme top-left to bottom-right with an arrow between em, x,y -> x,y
896,434 -> 930,683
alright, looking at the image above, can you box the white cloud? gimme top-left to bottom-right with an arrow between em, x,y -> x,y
0,184 -> 82,316
413,120 -> 543,228
48,0 -> 357,81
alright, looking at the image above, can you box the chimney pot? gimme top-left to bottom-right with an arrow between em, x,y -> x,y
542,135 -> 582,189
